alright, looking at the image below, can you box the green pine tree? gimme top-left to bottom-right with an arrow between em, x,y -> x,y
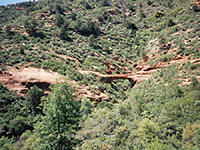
33,83 -> 81,150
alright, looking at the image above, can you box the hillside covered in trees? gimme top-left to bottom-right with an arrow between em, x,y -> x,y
0,0 -> 200,149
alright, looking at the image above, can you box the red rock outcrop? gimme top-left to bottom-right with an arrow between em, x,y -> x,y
0,67 -> 108,102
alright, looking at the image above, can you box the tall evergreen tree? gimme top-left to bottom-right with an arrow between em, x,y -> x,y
33,83 -> 81,150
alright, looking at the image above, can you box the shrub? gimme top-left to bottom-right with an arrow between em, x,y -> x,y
97,14 -> 104,23
166,19 -> 176,27
59,26 -> 70,41
178,15 -> 193,22
84,1 -> 92,9
73,19 -> 100,36
55,4 -> 64,14
88,34 -> 95,46
147,0 -> 152,5
20,46 -> 25,54
192,4 -> 200,12
25,85 -> 43,115
100,0 -> 110,6
4,25 -> 12,35
55,14 -> 64,27
70,12 -> 77,20
124,20 -> 138,31
24,19 -> 38,35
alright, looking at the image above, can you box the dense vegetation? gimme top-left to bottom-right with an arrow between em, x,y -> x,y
0,0 -> 200,149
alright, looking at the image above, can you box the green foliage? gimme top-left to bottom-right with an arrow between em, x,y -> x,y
73,19 -> 100,36
55,14 -> 64,27
4,25 -> 12,35
70,12 -> 77,21
83,1 -> 92,9
124,19 -> 138,31
192,4 -> 200,12
25,85 -> 43,115
146,139 -> 174,150
59,26 -> 70,40
99,0 -> 110,6
190,77 -> 200,91
24,19 -> 38,35
77,67 -> 200,149
178,15 -> 193,22
182,122 -> 200,149
138,118 -> 160,142
88,34 -> 95,46
20,46 -> 25,54
41,59 -> 69,74
147,0 -> 152,5
0,136 -> 14,150
0,83 -> 17,113
166,19 -> 176,27
80,97 -> 94,120
0,0 -> 200,149
0,84 -> 33,139
55,4 -> 64,14
32,83 -> 81,150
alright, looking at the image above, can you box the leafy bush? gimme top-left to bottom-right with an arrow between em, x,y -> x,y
178,15 -> 193,22
59,26 -> 70,40
24,19 -> 38,35
124,20 -> 138,31
73,19 -> 100,36
70,12 -> 77,20
99,0 -> 111,6
4,25 -> 12,35
83,1 -> 92,9
55,14 -> 64,27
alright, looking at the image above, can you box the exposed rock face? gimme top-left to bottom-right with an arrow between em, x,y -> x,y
79,56 -> 200,87
58,55 -> 79,63
0,55 -> 199,102
73,80 -> 108,103
0,67 -> 108,102
79,70 -> 151,87
0,67 -> 61,97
